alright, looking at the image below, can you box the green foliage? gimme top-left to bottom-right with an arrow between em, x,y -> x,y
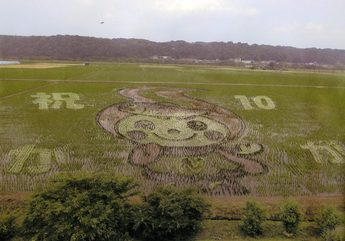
131,186 -> 209,241
0,213 -> 16,241
22,175 -> 138,241
279,201 -> 303,235
320,230 -> 344,241
240,200 -> 265,237
316,206 -> 341,236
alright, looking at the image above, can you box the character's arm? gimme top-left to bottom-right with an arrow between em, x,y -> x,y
130,143 -> 161,166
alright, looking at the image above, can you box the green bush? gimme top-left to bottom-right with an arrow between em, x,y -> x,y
316,206 -> 341,236
0,213 -> 16,241
131,186 -> 209,241
240,200 -> 265,237
279,201 -> 302,235
320,230 -> 343,241
22,175 -> 137,241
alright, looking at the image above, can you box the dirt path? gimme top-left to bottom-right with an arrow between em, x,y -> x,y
1,78 -> 345,89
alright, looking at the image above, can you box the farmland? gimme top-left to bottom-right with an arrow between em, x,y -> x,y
0,63 -> 83,69
0,63 -> 344,196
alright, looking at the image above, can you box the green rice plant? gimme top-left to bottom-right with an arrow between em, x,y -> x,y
7,145 -> 35,174
25,148 -> 52,174
0,63 -> 344,196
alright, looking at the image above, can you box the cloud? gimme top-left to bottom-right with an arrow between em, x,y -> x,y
304,23 -> 325,34
74,0 -> 96,6
274,26 -> 295,34
152,0 -> 259,16
275,23 -> 327,36
0,0 -> 344,49
272,22 -> 345,49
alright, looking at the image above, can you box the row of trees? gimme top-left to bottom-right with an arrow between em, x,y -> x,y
0,175 -> 342,241
241,200 -> 341,240
1,175 -> 209,241
1,35 -> 345,65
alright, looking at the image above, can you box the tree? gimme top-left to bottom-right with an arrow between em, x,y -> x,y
241,200 -> 265,236
320,230 -> 343,241
131,186 -> 209,241
316,206 -> 341,236
22,175 -> 137,241
0,214 -> 16,241
279,201 -> 302,235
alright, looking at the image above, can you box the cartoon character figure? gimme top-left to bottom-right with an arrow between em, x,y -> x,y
97,88 -> 266,195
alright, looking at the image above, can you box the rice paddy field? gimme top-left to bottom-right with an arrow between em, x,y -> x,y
0,62 -> 344,197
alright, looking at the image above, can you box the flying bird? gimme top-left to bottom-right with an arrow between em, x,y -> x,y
100,21 -> 104,24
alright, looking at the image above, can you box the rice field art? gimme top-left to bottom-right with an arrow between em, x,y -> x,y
0,63 -> 344,196
97,87 -> 267,195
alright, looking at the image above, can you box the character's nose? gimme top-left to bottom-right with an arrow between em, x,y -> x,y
167,129 -> 181,135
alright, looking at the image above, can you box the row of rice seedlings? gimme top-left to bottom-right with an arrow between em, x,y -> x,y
244,172 -> 301,196
54,147 -> 70,166
112,161 -> 157,194
0,172 -> 54,192
245,122 -> 264,141
260,145 -> 289,176
144,166 -> 248,196
7,145 -> 35,174
247,139 -> 345,196
102,150 -> 129,160
0,155 -> 99,192
0,143 -> 97,191
148,152 -> 238,177
24,149 -> 52,174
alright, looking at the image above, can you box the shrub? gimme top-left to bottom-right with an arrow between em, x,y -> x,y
0,213 -> 16,241
279,201 -> 302,235
131,186 -> 209,241
241,200 -> 265,237
22,175 -> 137,241
316,206 -> 341,236
320,230 -> 343,241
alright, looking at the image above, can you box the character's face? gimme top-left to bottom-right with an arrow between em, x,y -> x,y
117,115 -> 229,147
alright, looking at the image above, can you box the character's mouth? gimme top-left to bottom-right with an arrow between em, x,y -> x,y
154,133 -> 197,141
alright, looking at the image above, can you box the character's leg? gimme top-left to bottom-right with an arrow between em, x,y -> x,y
218,148 -> 264,175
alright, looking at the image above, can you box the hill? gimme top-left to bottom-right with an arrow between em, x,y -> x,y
1,35 -> 345,66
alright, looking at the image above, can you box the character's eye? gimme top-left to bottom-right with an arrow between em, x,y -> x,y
127,130 -> 147,140
187,120 -> 207,131
204,130 -> 224,141
135,120 -> 155,130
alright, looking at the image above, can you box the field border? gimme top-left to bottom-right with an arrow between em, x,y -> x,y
1,78 -> 345,89
0,82 -> 60,100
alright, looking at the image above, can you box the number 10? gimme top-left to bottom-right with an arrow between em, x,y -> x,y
235,95 -> 276,110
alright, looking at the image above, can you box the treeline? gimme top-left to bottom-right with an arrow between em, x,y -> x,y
0,175 -> 343,241
1,35 -> 345,65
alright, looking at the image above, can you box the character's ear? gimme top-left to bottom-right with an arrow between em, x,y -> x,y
96,103 -> 131,137
130,143 -> 161,166
218,148 -> 264,175
208,111 -> 245,140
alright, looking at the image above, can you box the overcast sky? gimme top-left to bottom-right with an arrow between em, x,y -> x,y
1,0 -> 345,49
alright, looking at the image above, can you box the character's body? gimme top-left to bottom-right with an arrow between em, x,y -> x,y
97,88 -> 266,195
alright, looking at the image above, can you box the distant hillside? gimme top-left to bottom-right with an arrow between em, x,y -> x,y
1,35 -> 345,65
